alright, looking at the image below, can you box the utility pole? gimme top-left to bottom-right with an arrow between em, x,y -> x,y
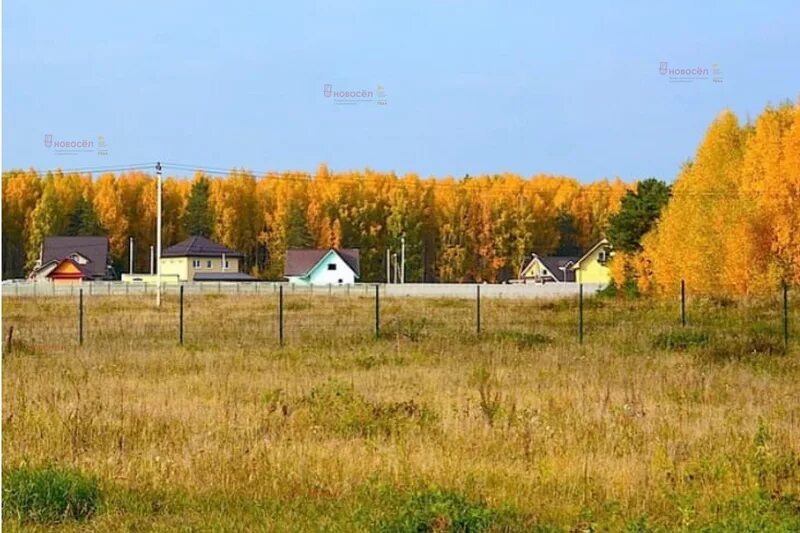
129,237 -> 134,273
156,162 -> 163,307
386,248 -> 391,284
401,235 -> 406,284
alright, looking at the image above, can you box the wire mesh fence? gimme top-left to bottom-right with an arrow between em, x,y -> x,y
2,282 -> 798,356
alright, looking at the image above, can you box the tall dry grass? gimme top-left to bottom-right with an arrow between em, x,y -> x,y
2,290 -> 799,530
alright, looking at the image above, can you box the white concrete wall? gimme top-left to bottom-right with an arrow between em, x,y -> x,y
4,281 -> 603,299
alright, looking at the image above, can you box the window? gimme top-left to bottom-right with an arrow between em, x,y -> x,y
327,263 -> 337,271
192,260 -> 201,268
207,260 -> 212,268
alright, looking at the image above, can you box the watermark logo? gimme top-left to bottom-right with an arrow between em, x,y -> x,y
659,61 -> 723,84
43,134 -> 109,156
323,83 -> 387,106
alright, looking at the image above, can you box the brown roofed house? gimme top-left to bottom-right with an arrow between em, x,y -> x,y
284,248 -> 360,285
29,236 -> 115,284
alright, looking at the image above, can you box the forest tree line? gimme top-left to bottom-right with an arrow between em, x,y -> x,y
1,166 -> 628,282
3,100 -> 798,294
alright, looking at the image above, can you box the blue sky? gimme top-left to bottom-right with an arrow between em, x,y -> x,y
3,1 -> 799,182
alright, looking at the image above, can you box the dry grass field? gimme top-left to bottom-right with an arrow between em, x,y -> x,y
2,290 -> 800,531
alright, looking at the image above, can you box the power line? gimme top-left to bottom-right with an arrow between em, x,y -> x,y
5,162 -> 156,175
3,161 -> 788,198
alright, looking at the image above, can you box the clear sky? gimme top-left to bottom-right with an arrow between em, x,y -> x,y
3,1 -> 799,182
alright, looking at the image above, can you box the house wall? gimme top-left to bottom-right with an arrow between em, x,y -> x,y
287,251 -> 357,286
307,251 -> 356,285
521,259 -> 557,282
49,261 -> 84,285
159,256 -> 240,281
575,247 -> 611,285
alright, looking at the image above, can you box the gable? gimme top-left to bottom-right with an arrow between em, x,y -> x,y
307,250 -> 358,279
285,248 -> 361,277
49,259 -> 89,278
573,240 -> 611,270
40,236 -> 109,277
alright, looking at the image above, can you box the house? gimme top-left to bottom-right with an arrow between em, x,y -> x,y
28,236 -> 114,284
519,254 -> 578,283
159,235 -> 256,282
284,248 -> 360,285
571,238 -> 612,285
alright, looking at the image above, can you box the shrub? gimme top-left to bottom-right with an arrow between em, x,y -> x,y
651,329 -> 710,351
299,381 -> 436,437
491,330 -> 551,349
377,489 -> 501,532
384,317 -> 430,342
3,465 -> 101,523
470,367 -> 503,427
698,324 -> 785,362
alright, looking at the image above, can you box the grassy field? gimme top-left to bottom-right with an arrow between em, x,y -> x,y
3,290 -> 800,531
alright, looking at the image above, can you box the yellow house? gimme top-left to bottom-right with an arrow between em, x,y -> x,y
571,238 -> 612,285
159,235 -> 255,282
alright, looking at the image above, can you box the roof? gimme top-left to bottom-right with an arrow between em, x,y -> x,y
521,254 -> 577,282
162,235 -> 243,258
40,236 -> 110,278
193,272 -> 258,282
538,256 -> 578,282
572,238 -> 611,269
49,257 -> 94,279
284,248 -> 360,277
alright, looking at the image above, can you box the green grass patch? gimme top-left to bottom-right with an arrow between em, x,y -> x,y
3,465 -> 101,524
651,329 -> 710,351
490,330 -> 552,349
374,488 -> 531,532
383,317 -> 431,342
298,380 -> 437,438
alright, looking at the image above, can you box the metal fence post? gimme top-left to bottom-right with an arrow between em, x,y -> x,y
279,284 -> 284,347
680,279 -> 686,327
578,284 -> 584,344
179,285 -> 184,345
79,288 -> 84,346
476,285 -> 481,336
375,284 -> 380,338
784,282 -> 789,353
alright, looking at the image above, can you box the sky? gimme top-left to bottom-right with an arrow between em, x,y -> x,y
3,1 -> 799,182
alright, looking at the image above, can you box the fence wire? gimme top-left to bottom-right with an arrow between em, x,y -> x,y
2,283 -> 798,355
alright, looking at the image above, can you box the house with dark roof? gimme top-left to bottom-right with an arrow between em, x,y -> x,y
519,254 -> 578,283
29,236 -> 115,283
284,248 -> 360,285
159,235 -> 256,282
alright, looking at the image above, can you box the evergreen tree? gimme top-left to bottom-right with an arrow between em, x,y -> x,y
555,210 -> 581,256
285,202 -> 312,248
66,196 -> 103,236
183,176 -> 214,237
606,178 -> 671,253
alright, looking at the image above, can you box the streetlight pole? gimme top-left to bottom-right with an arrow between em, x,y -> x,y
401,235 -> 405,284
156,162 -> 162,307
